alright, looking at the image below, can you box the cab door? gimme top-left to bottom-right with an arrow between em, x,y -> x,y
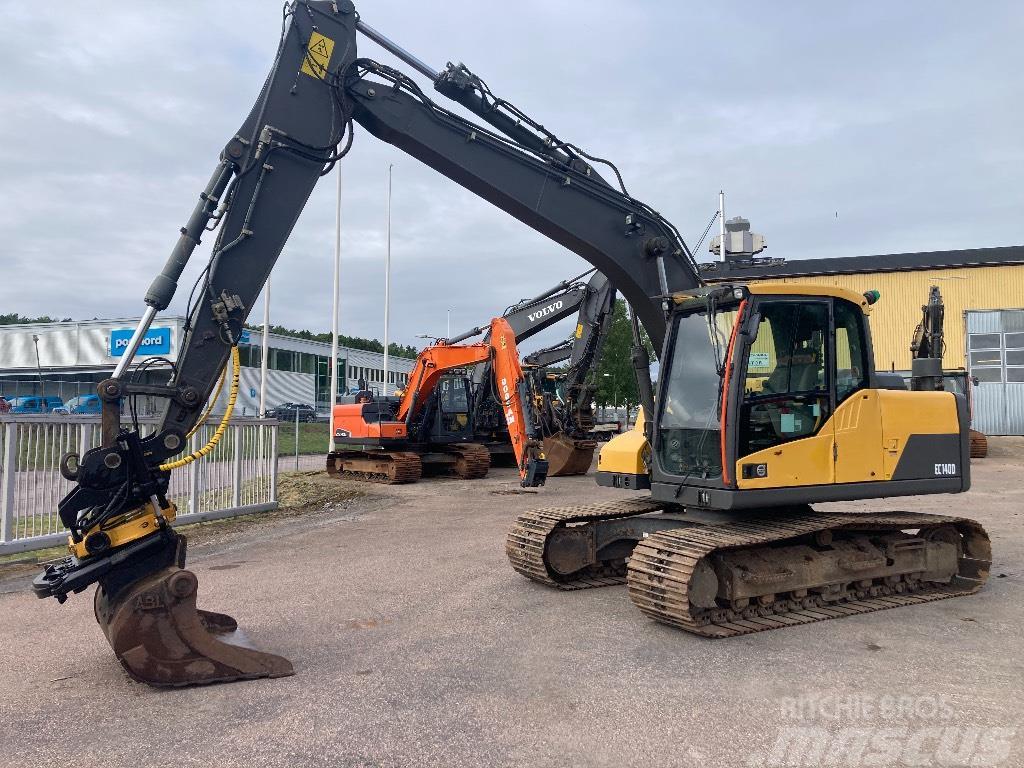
830,298 -> 884,484
734,299 -> 835,488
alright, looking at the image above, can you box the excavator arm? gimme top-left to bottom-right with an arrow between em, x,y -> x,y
33,0 -> 703,687
487,319 -> 550,487
395,345 -> 491,424
522,273 -> 617,475
910,285 -> 946,391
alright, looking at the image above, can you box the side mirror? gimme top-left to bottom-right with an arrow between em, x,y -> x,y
972,376 -> 980,387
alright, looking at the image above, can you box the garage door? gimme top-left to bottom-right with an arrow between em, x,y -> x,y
967,309 -> 1024,435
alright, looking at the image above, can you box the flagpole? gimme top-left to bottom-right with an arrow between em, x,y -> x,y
383,163 -> 393,392
328,165 -> 342,451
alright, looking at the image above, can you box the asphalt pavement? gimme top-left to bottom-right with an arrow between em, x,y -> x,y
1,442 -> 1021,768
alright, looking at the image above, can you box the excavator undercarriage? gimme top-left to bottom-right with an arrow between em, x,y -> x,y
325,443 -> 490,484
507,498 -> 991,636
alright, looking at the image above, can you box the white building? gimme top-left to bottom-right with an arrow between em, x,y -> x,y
0,316 -> 416,415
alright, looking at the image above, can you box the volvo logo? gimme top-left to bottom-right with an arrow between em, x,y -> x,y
527,300 -> 564,323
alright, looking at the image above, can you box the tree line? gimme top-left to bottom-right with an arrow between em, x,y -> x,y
0,313 -> 72,325
592,299 -> 655,411
251,323 -> 420,359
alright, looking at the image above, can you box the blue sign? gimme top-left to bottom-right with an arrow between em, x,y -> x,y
249,387 -> 258,398
239,329 -> 251,345
110,327 -> 172,357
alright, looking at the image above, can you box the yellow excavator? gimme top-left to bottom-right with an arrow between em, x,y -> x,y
508,284 -> 988,636
31,1 -> 988,685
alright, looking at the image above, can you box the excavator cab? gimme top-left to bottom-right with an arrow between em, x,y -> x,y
417,373 -> 475,443
599,283 -> 972,510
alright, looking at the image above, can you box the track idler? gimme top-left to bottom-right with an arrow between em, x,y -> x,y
94,564 -> 294,687
543,433 -> 596,476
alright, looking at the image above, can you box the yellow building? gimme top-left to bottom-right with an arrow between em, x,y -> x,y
701,246 -> 1024,434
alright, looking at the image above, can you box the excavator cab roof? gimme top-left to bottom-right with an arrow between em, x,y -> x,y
671,281 -> 874,314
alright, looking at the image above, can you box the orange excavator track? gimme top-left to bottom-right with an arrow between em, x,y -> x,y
326,450 -> 423,484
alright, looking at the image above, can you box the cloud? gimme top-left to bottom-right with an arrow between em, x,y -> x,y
1,0 -> 1021,358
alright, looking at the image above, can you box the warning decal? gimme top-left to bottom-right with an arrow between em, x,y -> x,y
300,32 -> 335,80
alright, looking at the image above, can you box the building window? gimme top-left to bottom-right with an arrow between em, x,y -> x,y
969,332 -> 1004,384
269,348 -> 298,373
970,350 -> 1002,367
1007,333 -> 1024,384
969,334 -> 1001,351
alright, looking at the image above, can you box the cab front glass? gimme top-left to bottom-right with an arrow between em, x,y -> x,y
655,302 -> 738,481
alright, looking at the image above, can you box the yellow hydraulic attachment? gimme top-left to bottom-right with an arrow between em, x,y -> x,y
70,500 -> 177,561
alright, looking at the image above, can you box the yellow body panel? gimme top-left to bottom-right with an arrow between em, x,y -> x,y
69,501 -> 177,559
878,390 -> 960,479
735,389 -> 961,489
834,391 -> 884,483
597,412 -> 650,475
735,422 -> 835,489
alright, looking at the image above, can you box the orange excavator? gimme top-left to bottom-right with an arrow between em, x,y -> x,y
326,317 -> 548,486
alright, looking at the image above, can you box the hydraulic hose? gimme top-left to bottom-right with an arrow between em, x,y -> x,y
159,346 -> 239,471
185,361 -> 228,440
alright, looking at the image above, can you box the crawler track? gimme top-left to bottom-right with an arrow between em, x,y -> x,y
628,511 -> 990,636
451,444 -> 491,479
325,450 -> 423,484
506,499 -> 991,635
505,498 -> 665,589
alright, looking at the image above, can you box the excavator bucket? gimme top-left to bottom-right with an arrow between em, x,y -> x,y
543,433 -> 597,476
94,564 -> 294,687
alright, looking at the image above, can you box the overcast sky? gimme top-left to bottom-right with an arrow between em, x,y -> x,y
2,1 -> 1021,355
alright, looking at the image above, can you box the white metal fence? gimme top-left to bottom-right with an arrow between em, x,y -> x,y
0,415 -> 279,555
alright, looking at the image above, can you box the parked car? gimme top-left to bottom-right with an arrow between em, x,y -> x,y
64,394 -> 103,414
8,396 -> 65,414
0,397 -> 10,414
266,402 -> 318,422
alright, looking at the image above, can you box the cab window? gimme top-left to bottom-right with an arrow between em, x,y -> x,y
834,299 -> 869,404
738,301 -> 829,456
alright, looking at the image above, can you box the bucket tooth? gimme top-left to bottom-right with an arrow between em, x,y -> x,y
94,565 -> 294,687
543,433 -> 596,476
